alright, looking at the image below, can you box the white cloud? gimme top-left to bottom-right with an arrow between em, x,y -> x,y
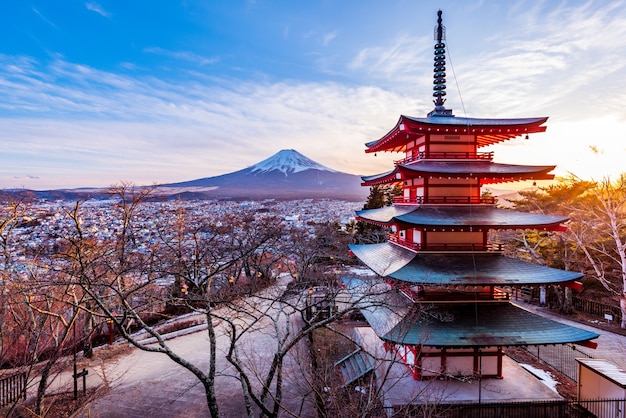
322,31 -> 337,46
143,47 -> 220,66
32,7 -> 58,29
85,1 -> 112,18
3,1 -> 626,189
0,55 -> 409,189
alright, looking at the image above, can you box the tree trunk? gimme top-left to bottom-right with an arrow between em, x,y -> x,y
205,311 -> 220,418
620,295 -> 626,329
35,358 -> 55,416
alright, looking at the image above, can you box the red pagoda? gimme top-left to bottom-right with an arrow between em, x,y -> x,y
345,10 -> 598,381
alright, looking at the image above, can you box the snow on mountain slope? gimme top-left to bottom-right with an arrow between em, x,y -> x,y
248,149 -> 337,175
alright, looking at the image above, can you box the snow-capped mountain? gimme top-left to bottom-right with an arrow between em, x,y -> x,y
161,149 -> 365,201
249,149 -> 337,175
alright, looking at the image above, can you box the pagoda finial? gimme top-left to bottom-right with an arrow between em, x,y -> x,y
429,10 -> 453,117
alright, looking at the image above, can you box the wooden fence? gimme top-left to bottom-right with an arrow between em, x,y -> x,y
572,296 -> 623,324
396,398 -> 626,418
0,372 -> 26,407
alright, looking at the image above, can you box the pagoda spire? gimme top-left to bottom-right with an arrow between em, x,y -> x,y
429,10 -> 453,117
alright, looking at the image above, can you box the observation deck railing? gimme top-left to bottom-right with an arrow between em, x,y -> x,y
388,235 -> 504,253
392,196 -> 496,205
394,151 -> 494,165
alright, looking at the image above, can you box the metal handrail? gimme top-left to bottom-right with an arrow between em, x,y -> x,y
395,151 -> 494,165
388,235 -> 503,253
392,196 -> 496,205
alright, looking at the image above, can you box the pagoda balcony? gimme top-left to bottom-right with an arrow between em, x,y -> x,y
394,284 -> 512,303
392,196 -> 496,205
388,235 -> 504,253
395,151 -> 494,165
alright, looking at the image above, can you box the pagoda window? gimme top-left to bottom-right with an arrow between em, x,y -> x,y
428,134 -> 477,158
407,177 -> 425,186
412,229 -> 422,244
421,353 -> 442,378
405,346 -> 416,366
430,134 -> 475,145
427,186 -> 481,203
399,229 -> 406,240
428,178 -> 478,185
426,231 -> 483,248
478,349 -> 501,377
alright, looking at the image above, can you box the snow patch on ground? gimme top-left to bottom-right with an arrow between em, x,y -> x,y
520,364 -> 559,392
347,267 -> 376,277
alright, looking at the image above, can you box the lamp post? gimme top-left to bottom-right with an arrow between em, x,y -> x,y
73,305 -> 88,399
106,316 -> 114,346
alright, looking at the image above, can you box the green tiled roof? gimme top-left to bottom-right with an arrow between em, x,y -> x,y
382,302 -> 599,347
342,278 -> 599,348
361,161 -> 555,183
349,242 -> 583,285
356,205 -> 567,228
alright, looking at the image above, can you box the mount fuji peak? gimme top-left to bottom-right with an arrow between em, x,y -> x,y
249,149 -> 337,175
162,149 -> 365,201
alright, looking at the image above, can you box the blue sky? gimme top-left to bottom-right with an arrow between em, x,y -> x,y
2,1 -> 626,190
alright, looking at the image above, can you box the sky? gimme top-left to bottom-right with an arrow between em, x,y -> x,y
2,0 -> 626,190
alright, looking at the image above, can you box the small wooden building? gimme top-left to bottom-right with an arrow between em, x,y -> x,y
578,358 -> 626,398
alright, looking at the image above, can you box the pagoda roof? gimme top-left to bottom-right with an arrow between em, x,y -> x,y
362,161 -> 555,186
349,242 -> 583,285
356,205 -> 567,230
343,278 -> 598,347
365,115 -> 548,154
387,303 -> 599,347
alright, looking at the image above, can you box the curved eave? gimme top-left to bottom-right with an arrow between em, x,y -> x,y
361,169 -> 399,186
392,206 -> 567,230
356,205 -> 419,225
342,278 -> 598,348
349,242 -> 583,286
382,302 -> 599,347
397,161 -> 556,179
362,162 -> 556,186
365,115 -> 548,153
356,205 -> 567,231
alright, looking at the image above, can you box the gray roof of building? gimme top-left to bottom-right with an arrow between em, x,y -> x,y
577,359 -> 626,387
356,205 -> 567,227
349,242 -> 583,285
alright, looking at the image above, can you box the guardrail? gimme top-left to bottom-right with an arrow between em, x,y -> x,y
392,196 -> 496,205
0,372 -> 26,407
394,151 -> 494,164
387,235 -> 503,253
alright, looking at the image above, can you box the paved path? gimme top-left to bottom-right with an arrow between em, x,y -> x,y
513,299 -> 626,367
54,279 -> 317,418
36,295 -> 626,417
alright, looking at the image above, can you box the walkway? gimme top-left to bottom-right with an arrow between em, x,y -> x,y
23,293 -> 626,417
513,299 -> 626,367
54,277 -> 316,417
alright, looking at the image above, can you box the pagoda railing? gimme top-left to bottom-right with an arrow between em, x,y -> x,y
395,151 -> 494,165
388,235 -> 504,253
393,196 -> 496,205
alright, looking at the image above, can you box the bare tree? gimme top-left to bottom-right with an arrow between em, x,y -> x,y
566,175 -> 626,328
50,184 -> 297,417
